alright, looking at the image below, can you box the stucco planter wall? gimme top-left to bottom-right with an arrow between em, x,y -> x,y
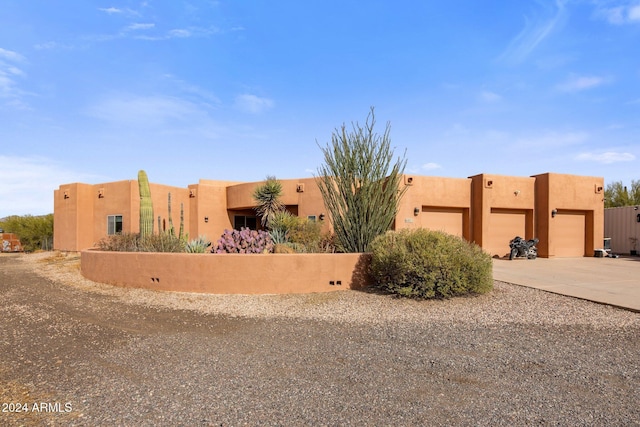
81,250 -> 371,294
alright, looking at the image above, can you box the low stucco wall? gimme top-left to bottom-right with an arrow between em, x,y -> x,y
81,251 -> 371,294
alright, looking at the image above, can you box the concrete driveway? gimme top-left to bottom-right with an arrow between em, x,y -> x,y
493,256 -> 640,312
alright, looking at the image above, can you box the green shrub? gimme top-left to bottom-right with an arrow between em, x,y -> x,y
369,229 -> 493,299
269,211 -> 335,253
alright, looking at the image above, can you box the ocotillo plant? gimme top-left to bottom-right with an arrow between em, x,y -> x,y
138,170 -> 154,236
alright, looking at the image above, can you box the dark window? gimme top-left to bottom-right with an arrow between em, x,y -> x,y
234,215 -> 257,230
107,215 -> 123,235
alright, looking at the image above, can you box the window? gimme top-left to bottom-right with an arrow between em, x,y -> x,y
234,215 -> 257,230
107,215 -> 123,235
307,215 -> 317,222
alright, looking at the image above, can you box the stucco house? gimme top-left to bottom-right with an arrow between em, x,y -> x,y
54,172 -> 604,258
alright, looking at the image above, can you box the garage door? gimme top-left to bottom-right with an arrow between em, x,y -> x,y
554,211 -> 586,257
422,207 -> 464,237
487,209 -> 527,256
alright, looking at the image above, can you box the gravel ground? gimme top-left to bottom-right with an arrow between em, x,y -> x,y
1,252 -> 639,426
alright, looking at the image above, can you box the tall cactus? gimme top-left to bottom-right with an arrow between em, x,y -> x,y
179,202 -> 185,240
138,170 -> 154,236
167,192 -> 174,236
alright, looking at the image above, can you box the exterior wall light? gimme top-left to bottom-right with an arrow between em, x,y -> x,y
551,209 -> 558,218
204,216 -> 209,223
319,213 -> 325,221
414,207 -> 420,216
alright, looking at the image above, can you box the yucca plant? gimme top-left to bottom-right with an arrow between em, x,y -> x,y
252,176 -> 285,230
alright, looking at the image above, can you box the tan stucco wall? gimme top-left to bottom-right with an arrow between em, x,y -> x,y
81,250 -> 370,294
470,174 -> 536,257
534,173 -> 604,257
54,183 -> 95,251
396,175 -> 471,239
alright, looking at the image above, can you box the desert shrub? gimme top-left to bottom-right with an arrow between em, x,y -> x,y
268,211 -> 334,253
97,232 -> 140,251
369,229 -> 493,299
213,228 -> 274,254
273,243 -> 296,254
97,232 -> 185,252
140,233 -> 185,252
185,235 -> 211,253
287,218 -> 323,252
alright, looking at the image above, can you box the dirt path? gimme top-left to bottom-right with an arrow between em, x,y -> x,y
1,254 -> 639,426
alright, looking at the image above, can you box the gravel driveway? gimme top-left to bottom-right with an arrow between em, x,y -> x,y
1,253 -> 639,426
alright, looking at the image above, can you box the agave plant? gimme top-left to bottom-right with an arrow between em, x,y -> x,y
268,228 -> 289,245
185,235 -> 211,253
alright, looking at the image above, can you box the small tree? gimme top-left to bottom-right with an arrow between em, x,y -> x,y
605,180 -> 640,208
316,108 -> 407,253
253,176 -> 285,230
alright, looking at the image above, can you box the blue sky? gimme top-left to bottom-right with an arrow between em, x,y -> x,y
1,1 -> 639,217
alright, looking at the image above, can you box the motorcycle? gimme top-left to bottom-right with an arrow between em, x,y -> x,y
509,236 -> 539,260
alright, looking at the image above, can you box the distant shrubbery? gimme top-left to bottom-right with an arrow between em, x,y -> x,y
0,214 -> 54,252
369,229 -> 493,299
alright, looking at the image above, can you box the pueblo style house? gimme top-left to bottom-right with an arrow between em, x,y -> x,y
54,172 -> 604,258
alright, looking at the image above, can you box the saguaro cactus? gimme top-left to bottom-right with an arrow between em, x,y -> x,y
167,192 -> 174,236
138,170 -> 154,236
179,202 -> 185,240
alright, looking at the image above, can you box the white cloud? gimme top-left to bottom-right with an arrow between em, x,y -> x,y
234,94 -> 274,114
595,4 -> 640,24
422,162 -> 442,170
132,26 -> 218,41
127,23 -> 155,31
515,131 -> 589,148
98,7 -> 123,14
0,47 -> 25,62
168,29 -> 191,38
0,156 -> 105,217
480,90 -> 502,103
556,75 -> 608,92
498,0 -> 567,64
575,151 -> 635,164
0,48 -> 28,106
87,94 -> 206,126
